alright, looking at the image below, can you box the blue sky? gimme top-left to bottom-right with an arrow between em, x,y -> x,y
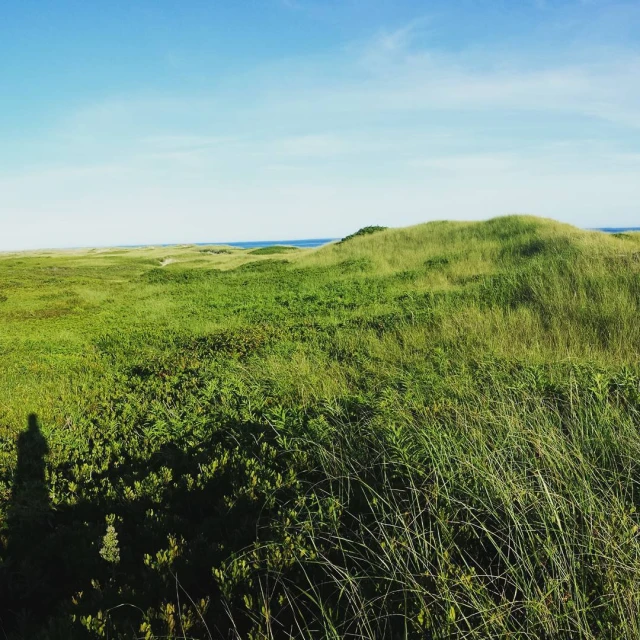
1,0 -> 639,249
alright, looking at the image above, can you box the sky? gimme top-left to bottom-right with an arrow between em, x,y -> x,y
1,0 -> 639,250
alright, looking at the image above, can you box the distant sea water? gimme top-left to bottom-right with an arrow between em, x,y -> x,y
596,228 -> 640,233
222,238 -> 337,249
119,238 -> 337,250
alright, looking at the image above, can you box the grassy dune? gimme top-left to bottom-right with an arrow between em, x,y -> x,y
1,216 -> 640,638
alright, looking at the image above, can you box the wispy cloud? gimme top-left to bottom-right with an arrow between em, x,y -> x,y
375,16 -> 432,53
410,153 -> 517,173
274,134 -> 351,157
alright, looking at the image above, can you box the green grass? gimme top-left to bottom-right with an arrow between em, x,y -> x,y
339,225 -> 388,243
248,245 -> 300,255
1,215 -> 640,638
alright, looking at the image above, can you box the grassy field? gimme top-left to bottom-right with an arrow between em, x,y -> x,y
1,216 -> 640,639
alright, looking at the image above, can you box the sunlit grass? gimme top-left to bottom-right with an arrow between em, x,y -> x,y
1,216 -> 640,638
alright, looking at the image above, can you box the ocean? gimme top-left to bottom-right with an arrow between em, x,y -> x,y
221,238 -> 337,249
117,238 -> 338,250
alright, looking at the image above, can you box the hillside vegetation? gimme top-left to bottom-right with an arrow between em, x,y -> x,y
1,216 -> 640,639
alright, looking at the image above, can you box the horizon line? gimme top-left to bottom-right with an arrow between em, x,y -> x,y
2,226 -> 640,255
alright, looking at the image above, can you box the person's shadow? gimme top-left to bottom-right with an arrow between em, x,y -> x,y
2,413 -> 52,633
0,409 -> 300,638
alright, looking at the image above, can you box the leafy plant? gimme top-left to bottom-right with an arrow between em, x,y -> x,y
340,225 -> 388,243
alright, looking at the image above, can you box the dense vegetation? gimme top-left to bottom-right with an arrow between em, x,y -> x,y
248,246 -> 300,255
339,226 -> 388,243
1,216 -> 640,639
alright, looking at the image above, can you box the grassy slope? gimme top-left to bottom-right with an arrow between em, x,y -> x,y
0,216 -> 639,638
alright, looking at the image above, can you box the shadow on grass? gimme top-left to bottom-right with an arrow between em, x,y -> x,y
1,414 -> 54,634
0,412 -> 284,639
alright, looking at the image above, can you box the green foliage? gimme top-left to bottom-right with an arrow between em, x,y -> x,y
199,247 -> 233,254
99,515 -> 121,565
248,245 -> 299,255
1,216 -> 640,638
236,258 -> 291,272
340,225 -> 388,243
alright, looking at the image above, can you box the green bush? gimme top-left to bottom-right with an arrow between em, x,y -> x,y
248,245 -> 299,255
340,225 -> 388,243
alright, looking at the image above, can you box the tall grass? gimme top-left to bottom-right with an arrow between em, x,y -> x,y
0,216 -> 639,638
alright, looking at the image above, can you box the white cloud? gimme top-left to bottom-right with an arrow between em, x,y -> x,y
140,135 -> 232,151
375,16 -> 432,53
409,153 -> 517,173
274,134 -> 351,157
